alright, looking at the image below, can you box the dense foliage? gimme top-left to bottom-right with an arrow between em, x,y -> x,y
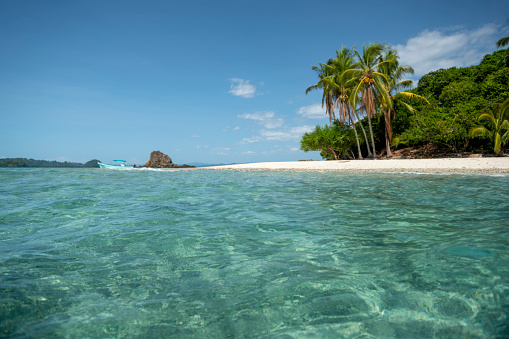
395,49 -> 509,152
0,158 -> 101,168
302,47 -> 509,158
300,122 -> 356,160
0,160 -> 26,167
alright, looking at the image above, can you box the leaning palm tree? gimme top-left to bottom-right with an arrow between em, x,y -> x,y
378,49 -> 430,157
346,43 -> 393,158
470,99 -> 509,156
306,58 -> 336,123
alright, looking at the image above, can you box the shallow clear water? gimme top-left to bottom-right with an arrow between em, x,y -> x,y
1,168 -> 508,338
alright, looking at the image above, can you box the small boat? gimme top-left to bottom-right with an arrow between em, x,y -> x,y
98,160 -> 134,169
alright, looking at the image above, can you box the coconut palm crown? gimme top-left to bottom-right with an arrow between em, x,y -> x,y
306,58 -> 336,123
325,47 -> 366,159
306,46 -> 373,159
345,43 -> 394,157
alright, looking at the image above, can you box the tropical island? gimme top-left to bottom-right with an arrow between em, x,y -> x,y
0,158 -> 101,168
300,37 -> 509,160
205,38 -> 509,175
3,39 -> 508,174
0,151 -> 195,169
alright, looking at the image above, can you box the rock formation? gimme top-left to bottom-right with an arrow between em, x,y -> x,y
143,151 -> 195,168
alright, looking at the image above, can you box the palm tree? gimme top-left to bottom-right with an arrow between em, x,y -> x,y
324,47 -> 367,159
346,43 -> 393,158
496,35 -> 509,67
470,99 -> 509,156
306,58 -> 336,123
378,49 -> 430,157
496,35 -> 509,48
307,48 -> 371,159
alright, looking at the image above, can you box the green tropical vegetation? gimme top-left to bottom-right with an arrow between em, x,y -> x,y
302,40 -> 509,159
0,158 -> 101,167
470,99 -> 509,155
498,35 -> 509,48
300,122 -> 355,160
0,160 -> 26,167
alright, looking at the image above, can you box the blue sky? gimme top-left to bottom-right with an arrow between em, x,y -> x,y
1,0 -> 508,165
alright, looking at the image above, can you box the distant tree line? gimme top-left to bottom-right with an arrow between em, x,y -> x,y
0,158 -> 101,168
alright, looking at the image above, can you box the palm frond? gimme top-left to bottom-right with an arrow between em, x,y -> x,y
394,79 -> 413,89
398,101 -> 416,112
305,84 -> 321,94
478,112 -> 496,125
497,36 -> 509,48
395,91 -> 430,104
373,71 -> 390,82
500,97 -> 509,117
394,65 -> 414,77
501,130 -> 509,145
470,126 -> 492,138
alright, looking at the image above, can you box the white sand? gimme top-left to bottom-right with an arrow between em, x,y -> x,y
203,158 -> 509,174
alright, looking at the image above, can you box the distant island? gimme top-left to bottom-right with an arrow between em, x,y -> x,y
0,151 -> 197,169
0,158 -> 101,168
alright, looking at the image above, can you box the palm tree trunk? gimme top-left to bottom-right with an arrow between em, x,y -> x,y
348,111 -> 363,159
353,110 -> 372,156
384,109 -> 393,158
367,115 -> 377,158
385,128 -> 392,158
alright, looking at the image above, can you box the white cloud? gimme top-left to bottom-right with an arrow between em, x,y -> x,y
233,126 -> 240,131
242,151 -> 256,155
290,147 -> 300,152
240,136 -> 263,144
228,78 -> 256,98
239,125 -> 314,144
394,24 -> 502,77
296,103 -> 327,119
237,111 -> 284,129
261,126 -> 314,141
213,147 -> 230,152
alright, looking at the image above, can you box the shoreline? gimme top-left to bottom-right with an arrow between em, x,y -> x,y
201,158 -> 509,175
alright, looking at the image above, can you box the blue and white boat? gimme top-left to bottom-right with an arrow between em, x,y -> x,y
98,160 -> 134,169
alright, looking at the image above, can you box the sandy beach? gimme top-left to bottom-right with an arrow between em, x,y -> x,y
203,157 -> 509,175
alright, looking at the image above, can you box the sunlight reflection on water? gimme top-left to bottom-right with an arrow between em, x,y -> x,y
0,168 -> 508,338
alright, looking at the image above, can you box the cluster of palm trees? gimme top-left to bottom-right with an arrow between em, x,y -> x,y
306,43 -> 427,159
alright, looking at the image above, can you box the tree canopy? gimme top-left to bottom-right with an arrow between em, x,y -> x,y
0,158 -> 102,167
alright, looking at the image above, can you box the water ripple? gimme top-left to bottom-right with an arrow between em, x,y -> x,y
0,168 -> 508,338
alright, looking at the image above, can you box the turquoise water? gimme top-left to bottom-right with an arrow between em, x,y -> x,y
1,168 -> 508,338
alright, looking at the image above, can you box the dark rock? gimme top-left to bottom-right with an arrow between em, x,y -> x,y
144,151 -> 173,167
143,151 -> 195,168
